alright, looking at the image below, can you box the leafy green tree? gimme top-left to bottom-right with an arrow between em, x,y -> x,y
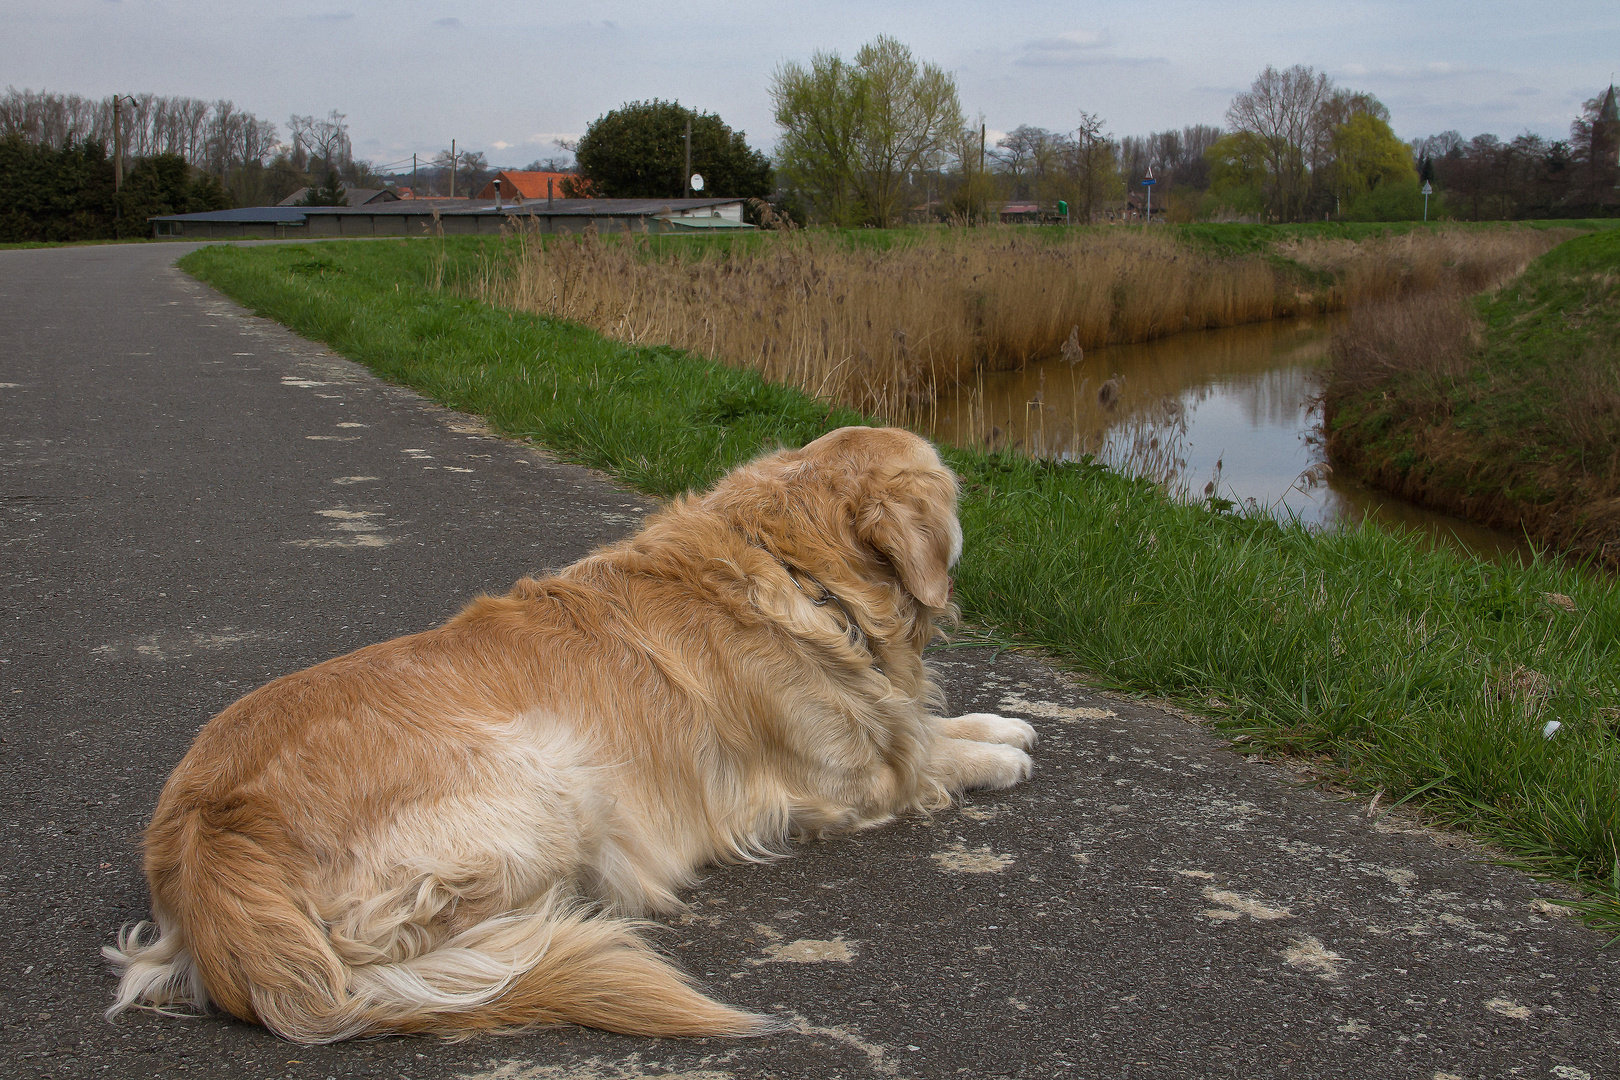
771,51 -> 866,224
571,100 -> 772,200
0,139 -> 228,240
1331,113 -> 1418,217
1206,131 -> 1271,217
116,152 -> 231,235
772,35 -> 963,226
298,167 -> 348,206
1339,176 -> 1425,221
0,136 -> 116,241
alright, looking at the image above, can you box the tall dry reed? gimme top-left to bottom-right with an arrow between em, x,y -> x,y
1277,227 -> 1575,307
1327,289 -> 1482,402
471,227 -> 1288,419
471,224 -> 1573,423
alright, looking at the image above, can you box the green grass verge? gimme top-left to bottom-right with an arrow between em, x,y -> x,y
0,236 -> 184,250
1173,218 -> 1620,259
180,236 -> 1620,935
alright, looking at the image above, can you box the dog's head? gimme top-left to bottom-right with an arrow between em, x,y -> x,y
704,427 -> 961,611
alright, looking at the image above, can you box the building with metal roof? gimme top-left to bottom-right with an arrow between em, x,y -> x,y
276,187 -> 403,207
148,197 -> 752,239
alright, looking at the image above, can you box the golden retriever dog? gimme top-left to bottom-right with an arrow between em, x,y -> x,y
105,426 -> 1036,1044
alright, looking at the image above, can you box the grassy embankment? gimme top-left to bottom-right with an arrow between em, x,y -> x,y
0,236 -> 180,250
180,234 -> 1620,934
1325,227 -> 1620,567
469,222 -> 1564,422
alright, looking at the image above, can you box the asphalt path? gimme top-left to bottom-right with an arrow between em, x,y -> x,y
2,242 -> 1615,1080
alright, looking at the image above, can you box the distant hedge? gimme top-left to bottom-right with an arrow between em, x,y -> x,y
0,136 -> 230,242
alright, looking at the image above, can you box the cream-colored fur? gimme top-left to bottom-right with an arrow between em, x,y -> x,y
104,426 -> 1035,1044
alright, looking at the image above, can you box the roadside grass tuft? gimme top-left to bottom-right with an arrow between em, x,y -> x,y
182,236 -> 1620,936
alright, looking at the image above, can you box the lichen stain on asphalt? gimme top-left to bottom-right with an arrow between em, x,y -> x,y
996,687 -> 1116,724
789,1016 -> 902,1077
287,507 -> 399,548
1281,934 -> 1347,979
91,628 -> 281,662
1200,886 -> 1293,921
752,936 -> 858,964
463,1055 -> 736,1080
286,534 -> 396,548
932,841 -> 1014,873
1484,996 -> 1533,1020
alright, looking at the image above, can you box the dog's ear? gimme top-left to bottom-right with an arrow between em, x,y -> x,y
855,476 -> 954,609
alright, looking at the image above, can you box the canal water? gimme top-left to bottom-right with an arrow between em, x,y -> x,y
926,316 -> 1531,562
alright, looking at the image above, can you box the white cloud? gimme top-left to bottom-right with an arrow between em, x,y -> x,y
4,0 -> 1614,172
1051,29 -> 1109,49
1013,29 -> 1166,69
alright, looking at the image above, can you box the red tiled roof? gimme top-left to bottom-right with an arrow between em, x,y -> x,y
478,171 -> 593,200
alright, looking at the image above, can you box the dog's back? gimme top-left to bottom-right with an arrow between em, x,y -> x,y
108,576 -> 780,1042
106,426 -> 996,1043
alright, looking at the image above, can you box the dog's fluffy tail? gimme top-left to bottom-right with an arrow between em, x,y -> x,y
105,821 -> 774,1043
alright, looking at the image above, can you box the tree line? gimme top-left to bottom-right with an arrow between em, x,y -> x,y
5,53 -> 1614,241
0,139 -> 229,242
758,42 -> 1618,227
438,48 -> 1619,228
1410,94 -> 1619,221
760,44 -> 1430,226
0,88 -> 399,238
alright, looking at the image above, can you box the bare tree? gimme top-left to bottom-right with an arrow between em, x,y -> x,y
992,125 -> 1043,198
1071,112 -> 1120,223
1225,64 -> 1333,221
2,86 -> 281,179
306,110 -> 351,172
285,114 -> 315,170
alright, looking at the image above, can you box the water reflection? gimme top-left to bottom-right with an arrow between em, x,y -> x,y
927,316 -> 1532,562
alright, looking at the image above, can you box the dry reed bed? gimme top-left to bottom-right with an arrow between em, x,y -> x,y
1277,228 -> 1572,307
472,225 -> 1567,420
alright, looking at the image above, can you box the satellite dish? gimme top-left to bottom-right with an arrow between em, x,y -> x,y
690,173 -> 705,192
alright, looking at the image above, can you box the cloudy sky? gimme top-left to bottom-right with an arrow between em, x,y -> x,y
5,1 -> 1616,170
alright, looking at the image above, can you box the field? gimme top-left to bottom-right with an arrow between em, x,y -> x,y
179,233 -> 1620,934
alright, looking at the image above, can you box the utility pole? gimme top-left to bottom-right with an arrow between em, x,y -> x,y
113,95 -> 133,191
412,153 -> 417,194
449,139 -> 456,198
979,122 -> 986,222
683,117 -> 692,199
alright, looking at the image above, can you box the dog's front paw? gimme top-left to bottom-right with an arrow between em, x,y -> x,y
942,713 -> 1038,750
969,743 -> 1034,790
